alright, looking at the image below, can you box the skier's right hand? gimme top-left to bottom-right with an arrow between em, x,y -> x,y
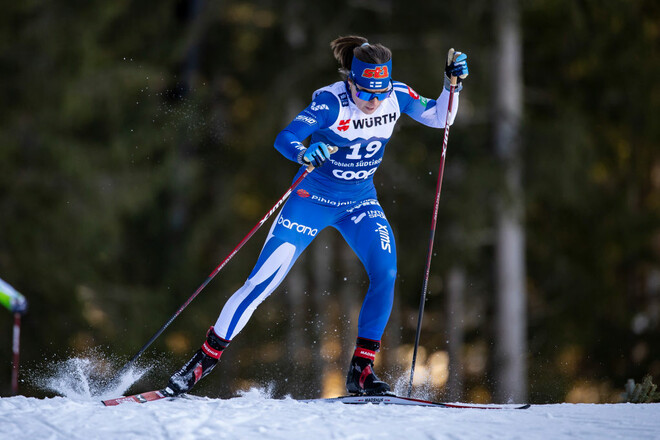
302,142 -> 332,168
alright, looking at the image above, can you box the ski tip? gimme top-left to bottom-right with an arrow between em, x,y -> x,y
517,404 -> 531,409
102,389 -> 173,406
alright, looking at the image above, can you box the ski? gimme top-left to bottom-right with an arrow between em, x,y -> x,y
102,389 -> 173,406
102,390 -> 530,410
301,394 -> 531,410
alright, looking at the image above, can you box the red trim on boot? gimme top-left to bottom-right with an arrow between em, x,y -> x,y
202,341 -> 224,359
353,347 -> 376,361
359,365 -> 373,389
193,364 -> 203,383
207,326 -> 231,345
202,326 -> 229,359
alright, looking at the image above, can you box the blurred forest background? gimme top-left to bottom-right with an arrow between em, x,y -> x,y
1,0 -> 659,404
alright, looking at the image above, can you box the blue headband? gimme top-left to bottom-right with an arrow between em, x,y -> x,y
350,56 -> 392,89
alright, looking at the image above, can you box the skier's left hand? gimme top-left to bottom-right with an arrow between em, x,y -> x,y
444,49 -> 468,91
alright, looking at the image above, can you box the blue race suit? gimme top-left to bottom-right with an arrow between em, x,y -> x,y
213,80 -> 459,342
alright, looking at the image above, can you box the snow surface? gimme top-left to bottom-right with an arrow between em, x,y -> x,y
2,357 -> 659,439
2,390 -> 659,440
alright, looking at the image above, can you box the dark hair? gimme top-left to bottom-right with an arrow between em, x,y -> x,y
330,35 -> 392,80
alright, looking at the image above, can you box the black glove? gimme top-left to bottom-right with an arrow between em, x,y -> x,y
444,48 -> 469,91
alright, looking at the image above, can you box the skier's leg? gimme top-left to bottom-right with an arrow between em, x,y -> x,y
166,194 -> 330,394
335,200 -> 397,394
213,197 -> 330,340
336,201 -> 397,340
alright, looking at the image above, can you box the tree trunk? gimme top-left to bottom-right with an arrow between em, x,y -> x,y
493,0 -> 527,403
446,266 -> 465,401
170,0 -> 205,234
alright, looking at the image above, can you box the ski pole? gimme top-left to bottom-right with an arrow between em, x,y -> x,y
407,65 -> 459,397
11,313 -> 21,395
115,147 -> 337,379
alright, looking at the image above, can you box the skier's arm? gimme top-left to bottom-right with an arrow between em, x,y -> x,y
274,91 -> 339,164
395,85 -> 460,128
395,49 -> 469,128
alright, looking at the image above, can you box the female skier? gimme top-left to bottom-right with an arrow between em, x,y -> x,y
165,35 -> 468,396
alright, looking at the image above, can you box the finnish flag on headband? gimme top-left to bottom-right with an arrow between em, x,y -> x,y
350,56 -> 392,90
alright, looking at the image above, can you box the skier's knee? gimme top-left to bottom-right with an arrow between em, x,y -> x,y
370,267 -> 397,288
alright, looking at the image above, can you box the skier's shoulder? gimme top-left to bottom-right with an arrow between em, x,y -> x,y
312,81 -> 351,109
392,79 -> 420,101
302,82 -> 348,127
391,79 -> 428,113
392,79 -> 410,91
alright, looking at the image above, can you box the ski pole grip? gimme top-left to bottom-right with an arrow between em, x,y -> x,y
306,145 -> 338,173
450,52 -> 459,87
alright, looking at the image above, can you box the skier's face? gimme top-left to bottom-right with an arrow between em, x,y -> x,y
349,80 -> 390,115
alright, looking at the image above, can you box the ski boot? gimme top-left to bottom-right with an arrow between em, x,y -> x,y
345,337 -> 391,395
164,327 -> 230,396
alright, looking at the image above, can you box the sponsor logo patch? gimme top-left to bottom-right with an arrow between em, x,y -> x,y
362,66 -> 389,79
356,349 -> 376,360
310,101 -> 329,111
296,189 -> 310,198
368,210 -> 386,220
277,216 -> 318,236
337,119 -> 351,132
408,86 -> 419,99
294,115 -> 317,125
332,167 -> 378,180
351,210 -> 386,224
351,213 -> 367,224
339,92 -> 349,107
352,113 -> 396,129
346,199 -> 380,213
375,222 -> 392,253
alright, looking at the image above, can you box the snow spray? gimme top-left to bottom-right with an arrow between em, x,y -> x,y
29,349 -> 151,400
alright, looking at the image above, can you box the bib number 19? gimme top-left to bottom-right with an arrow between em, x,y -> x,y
345,141 -> 382,160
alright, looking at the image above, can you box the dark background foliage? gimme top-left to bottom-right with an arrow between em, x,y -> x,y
1,0 -> 658,403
